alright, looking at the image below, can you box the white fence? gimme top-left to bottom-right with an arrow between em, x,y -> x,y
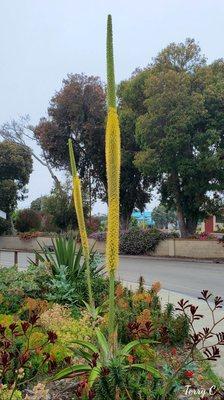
0,249 -> 36,269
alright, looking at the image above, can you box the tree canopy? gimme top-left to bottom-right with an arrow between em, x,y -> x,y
0,140 -> 33,233
152,204 -> 177,229
119,39 -> 224,236
31,180 -> 81,231
34,73 -> 151,227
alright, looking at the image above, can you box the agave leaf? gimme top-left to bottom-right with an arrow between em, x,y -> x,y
55,236 -> 66,268
97,299 -> 109,313
41,239 -> 59,272
52,364 -> 91,381
88,366 -> 101,387
95,264 -> 106,275
119,339 -> 157,358
83,300 -> 92,313
127,363 -> 161,378
83,300 -> 108,320
96,329 -> 110,358
75,245 -> 84,276
83,300 -> 98,319
27,249 -> 45,266
72,339 -> 98,354
70,347 -> 93,361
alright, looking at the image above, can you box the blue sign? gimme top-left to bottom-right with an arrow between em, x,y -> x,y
132,210 -> 154,226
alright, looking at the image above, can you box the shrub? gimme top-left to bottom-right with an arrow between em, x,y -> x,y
21,297 -> 50,319
114,278 -> 162,344
120,228 -> 168,255
0,386 -> 22,400
86,216 -> 101,234
0,313 -> 59,390
0,262 -> 108,317
39,304 -> 94,359
114,278 -> 189,347
90,228 -> 176,255
14,209 -> 41,232
89,231 -> 107,242
0,250 -> 107,318
40,212 -> 56,232
0,218 -> 11,235
0,265 -> 52,314
151,302 -> 190,345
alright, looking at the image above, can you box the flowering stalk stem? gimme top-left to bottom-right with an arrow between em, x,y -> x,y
107,15 -> 116,109
106,15 -> 121,350
108,270 -> 115,347
68,138 -> 94,308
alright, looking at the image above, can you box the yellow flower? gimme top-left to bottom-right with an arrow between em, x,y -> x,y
68,138 -> 94,307
117,298 -> 128,309
151,281 -> 162,293
115,283 -> 124,297
105,107 -> 121,272
133,292 -> 152,304
105,14 -> 121,345
197,374 -> 204,382
137,309 -> 151,324
23,297 -> 49,317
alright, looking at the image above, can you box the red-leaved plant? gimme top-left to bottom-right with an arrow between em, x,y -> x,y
0,313 -> 58,398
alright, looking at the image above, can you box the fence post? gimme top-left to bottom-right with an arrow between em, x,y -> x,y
35,252 -> 39,265
14,250 -> 18,265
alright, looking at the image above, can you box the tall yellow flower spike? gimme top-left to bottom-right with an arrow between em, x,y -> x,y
105,107 -> 121,271
106,15 -> 121,347
68,139 -> 93,307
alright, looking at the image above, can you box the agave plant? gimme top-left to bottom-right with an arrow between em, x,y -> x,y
46,265 -> 78,305
52,329 -> 160,397
29,235 -> 104,282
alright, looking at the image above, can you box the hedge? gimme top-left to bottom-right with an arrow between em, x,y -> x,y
90,228 -> 174,255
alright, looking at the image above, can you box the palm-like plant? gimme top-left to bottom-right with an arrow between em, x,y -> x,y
52,329 -> 160,397
30,235 -> 104,282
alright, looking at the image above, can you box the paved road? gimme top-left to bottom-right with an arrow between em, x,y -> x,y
118,256 -> 224,299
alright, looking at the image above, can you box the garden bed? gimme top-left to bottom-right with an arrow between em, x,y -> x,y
0,239 -> 223,400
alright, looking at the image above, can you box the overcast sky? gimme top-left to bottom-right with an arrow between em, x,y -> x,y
1,0 -> 224,213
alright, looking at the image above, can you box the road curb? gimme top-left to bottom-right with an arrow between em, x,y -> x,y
120,255 -> 224,264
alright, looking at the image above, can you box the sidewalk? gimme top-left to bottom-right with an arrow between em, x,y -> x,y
122,280 -> 224,378
120,254 -> 224,264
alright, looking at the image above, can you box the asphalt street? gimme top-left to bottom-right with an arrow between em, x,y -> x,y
118,256 -> 224,299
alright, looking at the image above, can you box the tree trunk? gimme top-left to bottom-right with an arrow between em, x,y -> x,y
176,207 -> 188,238
10,216 -> 16,235
176,209 -> 198,237
88,171 -> 92,223
171,171 -> 193,238
120,212 -> 131,230
185,216 -> 198,236
41,151 -> 63,194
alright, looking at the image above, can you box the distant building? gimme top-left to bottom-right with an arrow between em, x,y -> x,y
202,215 -> 224,234
0,211 -> 6,220
132,210 -> 154,226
